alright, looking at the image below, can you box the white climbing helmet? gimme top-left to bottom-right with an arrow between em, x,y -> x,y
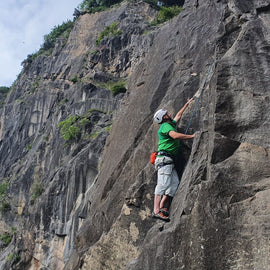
153,109 -> 167,124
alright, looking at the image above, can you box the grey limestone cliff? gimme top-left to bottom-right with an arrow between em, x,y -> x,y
0,0 -> 270,269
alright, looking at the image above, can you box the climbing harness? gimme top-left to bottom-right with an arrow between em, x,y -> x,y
185,58 -> 215,134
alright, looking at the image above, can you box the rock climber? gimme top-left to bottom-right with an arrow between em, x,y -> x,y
152,99 -> 195,221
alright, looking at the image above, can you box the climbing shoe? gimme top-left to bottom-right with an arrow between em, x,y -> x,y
160,207 -> 169,217
151,211 -> 170,222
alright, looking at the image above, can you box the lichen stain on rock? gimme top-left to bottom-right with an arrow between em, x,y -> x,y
122,203 -> 131,215
146,193 -> 152,200
129,222 -> 139,242
17,199 -> 25,215
139,206 -> 151,220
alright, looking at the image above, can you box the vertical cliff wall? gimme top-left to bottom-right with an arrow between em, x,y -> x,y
0,2 -> 157,269
0,0 -> 270,269
70,0 -> 270,269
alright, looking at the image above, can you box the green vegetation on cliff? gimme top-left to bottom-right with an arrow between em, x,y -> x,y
43,20 -> 74,50
0,87 -> 10,107
110,81 -> 127,95
0,232 -> 12,246
78,0 -> 121,13
96,22 -> 122,46
58,110 -> 111,143
24,20 -> 75,62
0,179 -> 10,213
0,87 -> 10,94
150,5 -> 183,25
78,0 -> 184,13
30,180 -> 44,205
92,79 -> 127,96
23,0 -> 184,65
0,228 -> 17,247
58,115 -> 82,142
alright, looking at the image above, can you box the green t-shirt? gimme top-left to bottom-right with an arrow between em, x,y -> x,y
157,120 -> 180,156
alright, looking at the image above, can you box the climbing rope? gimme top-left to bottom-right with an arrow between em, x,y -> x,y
185,58 -> 215,134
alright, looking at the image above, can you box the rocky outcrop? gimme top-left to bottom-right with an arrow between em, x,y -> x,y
0,2 -> 157,269
70,0 -> 270,269
0,0 -> 270,269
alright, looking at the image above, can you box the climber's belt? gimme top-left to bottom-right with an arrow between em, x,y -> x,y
157,161 -> 174,169
157,151 -> 174,159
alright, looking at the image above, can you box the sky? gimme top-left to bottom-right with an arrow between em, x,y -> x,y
0,0 -> 81,87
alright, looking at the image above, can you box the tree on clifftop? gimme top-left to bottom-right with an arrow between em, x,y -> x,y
78,0 -> 185,13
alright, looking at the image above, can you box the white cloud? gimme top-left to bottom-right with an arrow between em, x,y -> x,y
0,0 -> 81,86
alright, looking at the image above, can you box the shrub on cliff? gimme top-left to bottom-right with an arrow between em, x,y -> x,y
43,20 -> 74,50
0,179 -> 10,213
25,20 -> 75,62
92,79 -> 127,95
58,115 -> 81,142
150,5 -> 183,25
30,181 -> 44,205
0,232 -> 12,246
78,0 -> 122,13
0,87 -> 10,94
96,22 -> 122,46
0,87 -> 10,107
78,0 -> 184,12
110,81 -> 127,95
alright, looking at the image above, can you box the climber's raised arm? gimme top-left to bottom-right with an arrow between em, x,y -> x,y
173,98 -> 193,123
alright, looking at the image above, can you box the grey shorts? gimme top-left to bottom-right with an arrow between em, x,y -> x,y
154,156 -> 179,197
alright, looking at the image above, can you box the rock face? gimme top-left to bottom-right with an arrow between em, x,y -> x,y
0,0 -> 270,269
0,2 -> 157,269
